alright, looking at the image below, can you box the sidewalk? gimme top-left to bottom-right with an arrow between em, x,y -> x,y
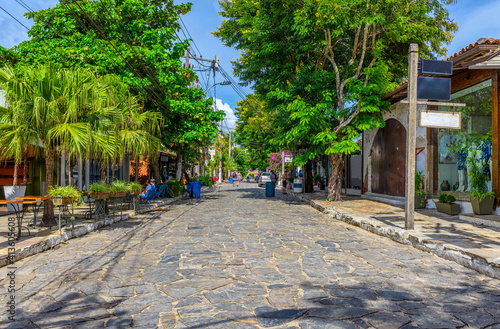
287,189 -> 500,279
0,187 -> 212,267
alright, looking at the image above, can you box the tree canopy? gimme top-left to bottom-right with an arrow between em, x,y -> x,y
0,0 -> 224,159
215,0 -> 457,200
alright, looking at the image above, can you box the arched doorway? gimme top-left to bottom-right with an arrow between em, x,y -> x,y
371,119 -> 406,196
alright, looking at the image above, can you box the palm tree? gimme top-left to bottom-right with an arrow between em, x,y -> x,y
0,65 -> 161,226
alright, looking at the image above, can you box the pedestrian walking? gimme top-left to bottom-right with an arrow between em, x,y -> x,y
282,170 -> 288,194
237,171 -> 242,186
232,170 -> 237,186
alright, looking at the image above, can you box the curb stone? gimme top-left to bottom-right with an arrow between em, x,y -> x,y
1,186 -> 212,267
288,191 -> 500,280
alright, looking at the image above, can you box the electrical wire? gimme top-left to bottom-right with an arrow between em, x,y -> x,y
97,0 -> 166,103
14,0 -> 31,13
179,17 -> 203,59
67,1 -> 167,111
17,0 -> 33,12
0,5 -> 29,30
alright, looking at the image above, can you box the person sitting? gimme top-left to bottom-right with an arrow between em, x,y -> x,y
141,180 -> 151,197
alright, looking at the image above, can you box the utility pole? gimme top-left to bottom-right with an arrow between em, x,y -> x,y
228,130 -> 232,179
281,151 -> 285,179
184,47 -> 190,69
405,44 -> 418,230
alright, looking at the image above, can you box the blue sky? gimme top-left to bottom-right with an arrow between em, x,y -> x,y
1,0 -> 500,130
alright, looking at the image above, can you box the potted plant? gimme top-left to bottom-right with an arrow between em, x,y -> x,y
127,181 -> 142,195
435,193 -> 460,215
89,181 -> 109,199
111,180 -> 128,197
415,171 -> 426,209
468,159 -> 495,215
49,185 -> 81,205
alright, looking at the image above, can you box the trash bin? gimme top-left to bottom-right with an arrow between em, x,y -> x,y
192,182 -> 201,198
265,181 -> 275,197
230,177 -> 233,184
187,182 -> 193,195
293,179 -> 303,193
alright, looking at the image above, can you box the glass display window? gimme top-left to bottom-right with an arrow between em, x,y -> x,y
436,79 -> 492,194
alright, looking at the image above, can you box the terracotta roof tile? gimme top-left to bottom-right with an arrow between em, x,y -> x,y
444,38 -> 500,62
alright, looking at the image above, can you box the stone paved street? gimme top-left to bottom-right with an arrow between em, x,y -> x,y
1,183 -> 500,328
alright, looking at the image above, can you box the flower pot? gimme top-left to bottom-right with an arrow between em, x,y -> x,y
435,202 -> 460,215
470,195 -> 495,215
115,191 -> 127,197
91,192 -> 109,199
53,198 -> 76,205
108,191 -> 116,197
415,194 -> 427,209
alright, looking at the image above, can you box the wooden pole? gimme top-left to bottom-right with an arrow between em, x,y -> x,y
405,43 -> 418,230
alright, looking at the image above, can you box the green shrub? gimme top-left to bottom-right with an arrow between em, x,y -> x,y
127,181 -> 142,193
166,180 -> 185,196
438,193 -> 456,204
89,181 -> 109,193
110,180 -> 128,192
49,185 -> 81,200
200,174 -> 213,187
445,194 -> 456,203
468,157 -> 495,201
415,171 -> 425,195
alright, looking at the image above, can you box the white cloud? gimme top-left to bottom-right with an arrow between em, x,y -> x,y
214,98 -> 237,132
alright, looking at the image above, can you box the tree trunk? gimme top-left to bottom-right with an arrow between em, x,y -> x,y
23,147 -> 29,185
13,162 -> 18,186
327,153 -> 344,201
42,148 -> 56,227
304,159 -> 314,193
176,153 -> 182,181
150,152 -> 161,183
100,160 -> 107,183
66,156 -> 72,187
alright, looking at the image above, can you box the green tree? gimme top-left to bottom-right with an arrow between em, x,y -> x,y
0,0 -> 224,181
233,94 -> 275,171
0,65 -> 160,226
215,0 -> 457,200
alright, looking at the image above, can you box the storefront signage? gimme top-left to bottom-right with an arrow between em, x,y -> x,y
418,59 -> 453,75
417,77 -> 451,100
419,110 -> 461,129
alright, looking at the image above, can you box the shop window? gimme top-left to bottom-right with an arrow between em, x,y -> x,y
437,79 -> 492,194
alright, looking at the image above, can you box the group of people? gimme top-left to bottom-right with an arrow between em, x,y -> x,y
141,179 -> 156,197
268,170 -> 289,194
231,170 -> 243,187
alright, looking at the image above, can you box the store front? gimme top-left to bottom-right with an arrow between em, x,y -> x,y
362,38 -> 500,211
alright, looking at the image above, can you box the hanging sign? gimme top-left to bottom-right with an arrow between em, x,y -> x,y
417,77 -> 451,100
419,110 -> 461,129
284,156 -> 293,163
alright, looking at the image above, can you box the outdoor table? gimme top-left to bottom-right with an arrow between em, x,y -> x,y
14,196 -> 51,227
0,200 -> 40,240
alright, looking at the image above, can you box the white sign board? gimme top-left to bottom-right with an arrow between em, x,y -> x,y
419,110 -> 461,129
284,156 -> 293,163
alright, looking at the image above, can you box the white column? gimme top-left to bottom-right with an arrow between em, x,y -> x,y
61,150 -> 66,186
78,155 -> 83,191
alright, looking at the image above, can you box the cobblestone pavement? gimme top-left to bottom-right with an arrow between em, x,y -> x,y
1,183 -> 500,328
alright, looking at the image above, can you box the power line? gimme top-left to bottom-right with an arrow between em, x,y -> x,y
17,0 -> 33,12
0,5 -> 29,30
97,0 -> 166,103
179,17 -> 203,57
14,0 -> 31,12
68,1 -> 167,111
